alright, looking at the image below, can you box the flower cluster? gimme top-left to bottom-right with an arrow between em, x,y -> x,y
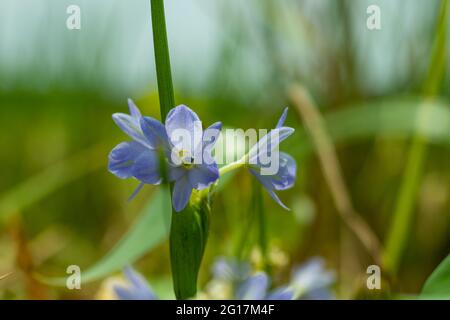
109,100 -> 296,211
113,257 -> 335,300
204,257 -> 334,300
207,258 -> 293,300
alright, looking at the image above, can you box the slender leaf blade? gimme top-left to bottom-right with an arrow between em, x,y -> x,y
421,254 -> 450,299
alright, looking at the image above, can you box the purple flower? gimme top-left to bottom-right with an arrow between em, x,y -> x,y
108,100 -> 221,212
290,257 -> 335,299
247,108 -> 296,210
212,257 -> 251,282
114,266 -> 157,300
236,273 -> 293,300
160,105 -> 221,212
108,99 -> 163,198
210,257 -> 293,300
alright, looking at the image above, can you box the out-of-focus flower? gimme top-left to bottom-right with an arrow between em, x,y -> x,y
290,257 -> 335,299
247,108 -> 296,210
205,257 -> 293,300
108,100 -> 221,211
212,257 -> 252,282
113,266 -> 157,300
204,257 -> 334,300
112,258 -> 334,300
236,272 -> 293,300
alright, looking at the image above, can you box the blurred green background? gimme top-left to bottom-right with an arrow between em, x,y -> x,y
0,0 -> 449,299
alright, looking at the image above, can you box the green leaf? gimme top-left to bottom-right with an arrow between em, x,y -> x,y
420,254 -> 450,299
36,187 -> 172,286
169,191 -> 210,299
384,0 -> 448,275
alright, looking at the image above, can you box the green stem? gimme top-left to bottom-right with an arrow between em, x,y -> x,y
219,156 -> 247,176
255,182 -> 270,274
383,0 -> 448,274
150,1 -> 213,300
150,0 -> 175,121
234,194 -> 255,261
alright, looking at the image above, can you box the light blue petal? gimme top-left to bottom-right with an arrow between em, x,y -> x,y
114,266 -> 157,300
123,266 -> 147,288
127,99 -> 142,120
292,258 -> 335,296
198,121 -> 222,163
112,101 -> 150,147
140,116 -> 169,150
108,141 -> 148,179
212,258 -> 251,282
248,127 -> 295,163
266,286 -> 294,300
248,152 -> 296,190
172,175 -> 193,212
188,164 -> 219,190
202,121 -> 222,149
128,182 -> 145,201
265,187 -> 290,211
114,286 -> 137,300
276,108 -> 288,129
249,168 -> 291,210
132,149 -> 162,184
167,165 -> 186,182
165,105 -> 203,155
257,152 -> 296,191
303,288 -> 334,300
236,273 -> 269,300
272,152 -> 296,190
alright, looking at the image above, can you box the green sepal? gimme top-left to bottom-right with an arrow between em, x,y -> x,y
169,189 -> 211,299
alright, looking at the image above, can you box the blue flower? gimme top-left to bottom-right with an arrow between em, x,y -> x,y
247,108 -> 296,210
209,257 -> 293,300
290,257 -> 335,299
236,272 -> 293,300
207,257 -> 334,300
212,257 -> 251,283
108,99 -> 164,198
109,100 -> 221,212
114,266 -> 157,300
159,105 -> 222,212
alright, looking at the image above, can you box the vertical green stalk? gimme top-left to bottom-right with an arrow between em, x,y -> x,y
169,193 -> 210,299
150,0 -> 210,299
234,190 -> 255,261
383,0 -> 448,274
254,182 -> 270,274
150,0 -> 175,121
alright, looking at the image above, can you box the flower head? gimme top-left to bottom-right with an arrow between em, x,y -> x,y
212,257 -> 251,283
108,100 -> 163,196
247,108 -> 296,210
205,257 -> 334,300
161,105 -> 221,211
290,257 -> 335,299
108,100 -> 221,212
236,272 -> 293,300
114,266 -> 157,300
206,257 -> 293,300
